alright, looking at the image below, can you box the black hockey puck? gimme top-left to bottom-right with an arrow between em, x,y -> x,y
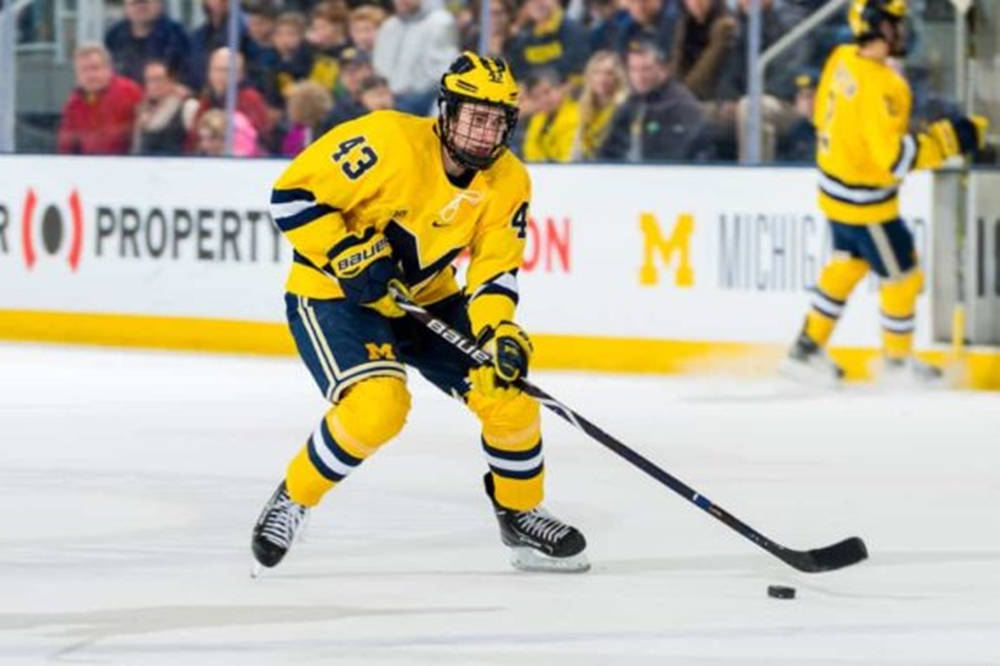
767,585 -> 796,599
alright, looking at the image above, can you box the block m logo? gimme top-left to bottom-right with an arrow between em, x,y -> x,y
365,343 -> 397,361
639,212 -> 694,287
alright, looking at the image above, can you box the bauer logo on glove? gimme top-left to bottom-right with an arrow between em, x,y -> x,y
331,234 -> 391,278
327,228 -> 409,317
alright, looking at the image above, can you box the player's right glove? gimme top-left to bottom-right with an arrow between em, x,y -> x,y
328,228 -> 408,318
468,321 -> 532,399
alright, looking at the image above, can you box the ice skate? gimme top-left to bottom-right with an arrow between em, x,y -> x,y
881,355 -> 944,387
779,332 -> 844,387
251,481 -> 309,576
484,473 -> 589,573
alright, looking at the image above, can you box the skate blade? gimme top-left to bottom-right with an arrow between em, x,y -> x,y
251,561 -> 263,579
778,358 -> 841,388
509,547 -> 591,573
878,369 -> 946,390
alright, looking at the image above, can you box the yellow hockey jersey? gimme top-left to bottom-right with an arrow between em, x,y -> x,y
814,45 -> 964,224
814,45 -> 915,224
270,110 -> 531,336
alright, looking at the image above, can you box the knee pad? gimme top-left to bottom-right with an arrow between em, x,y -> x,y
468,390 -> 541,450
880,269 -> 923,316
816,256 -> 869,301
331,377 -> 411,457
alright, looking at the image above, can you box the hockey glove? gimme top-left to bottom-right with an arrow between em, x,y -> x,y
328,229 -> 408,318
928,115 -> 988,158
468,321 -> 532,399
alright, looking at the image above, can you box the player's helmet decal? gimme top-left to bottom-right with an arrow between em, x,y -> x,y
437,52 -> 520,171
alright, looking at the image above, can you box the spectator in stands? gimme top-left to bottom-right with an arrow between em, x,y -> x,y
775,68 -> 817,162
614,0 -> 680,56
358,74 -> 395,112
245,0 -> 280,51
319,47 -> 373,130
194,108 -> 261,156
373,0 -> 458,114
670,0 -> 737,102
726,0 -> 810,161
572,49 -> 627,160
188,0 -> 259,91
458,0 -> 515,56
185,47 -> 274,152
104,0 -> 190,85
521,68 -> 579,162
265,11 -> 315,107
348,5 -> 386,58
194,108 -> 226,155
57,43 -> 144,155
307,1 -> 352,91
505,0 -> 587,81
586,0 -> 625,53
243,0 -> 283,105
598,41 -> 711,161
723,0 -> 807,100
132,59 -> 188,154
281,81 -> 333,155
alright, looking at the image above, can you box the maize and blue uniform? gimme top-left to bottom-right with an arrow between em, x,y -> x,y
804,44 -> 955,357
271,109 -> 545,512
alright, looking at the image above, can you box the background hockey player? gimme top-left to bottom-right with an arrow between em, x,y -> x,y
782,0 -> 987,384
251,52 -> 588,574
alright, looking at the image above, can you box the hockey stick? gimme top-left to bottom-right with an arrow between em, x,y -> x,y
391,289 -> 868,573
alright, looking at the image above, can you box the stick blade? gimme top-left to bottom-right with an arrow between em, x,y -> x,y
786,536 -> 867,573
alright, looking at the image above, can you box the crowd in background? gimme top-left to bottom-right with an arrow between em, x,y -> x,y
49,0 -> 962,162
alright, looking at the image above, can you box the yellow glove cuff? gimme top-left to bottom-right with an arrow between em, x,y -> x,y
468,293 -> 517,338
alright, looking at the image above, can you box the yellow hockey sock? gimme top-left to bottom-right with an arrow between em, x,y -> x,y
880,270 -> 922,359
468,390 -> 544,511
286,377 -> 410,507
804,257 -> 868,346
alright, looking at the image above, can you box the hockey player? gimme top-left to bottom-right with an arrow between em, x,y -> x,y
251,52 -> 588,573
782,0 -> 987,383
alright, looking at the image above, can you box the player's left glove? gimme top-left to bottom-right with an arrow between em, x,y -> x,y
328,229 -> 409,318
468,321 -> 532,399
928,114 -> 989,158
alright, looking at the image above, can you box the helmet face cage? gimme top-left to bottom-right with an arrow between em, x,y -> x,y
438,91 -> 519,171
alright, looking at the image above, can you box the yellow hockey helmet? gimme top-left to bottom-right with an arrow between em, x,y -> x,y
848,0 -> 907,48
437,52 -> 520,170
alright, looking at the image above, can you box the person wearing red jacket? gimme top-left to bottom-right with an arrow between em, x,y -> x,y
58,44 -> 144,154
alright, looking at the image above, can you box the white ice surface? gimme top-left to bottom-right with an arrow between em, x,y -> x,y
1,343 -> 999,665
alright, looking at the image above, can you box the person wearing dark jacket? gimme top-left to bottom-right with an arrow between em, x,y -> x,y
720,0 -> 808,100
104,0 -> 190,83
670,0 -> 737,102
505,0 -> 588,81
613,0 -> 680,55
132,59 -> 188,154
599,41 -> 711,162
318,47 -> 373,132
188,0 -> 260,91
260,11 -> 314,107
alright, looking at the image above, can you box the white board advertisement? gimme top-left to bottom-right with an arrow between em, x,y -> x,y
0,156 -> 934,348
